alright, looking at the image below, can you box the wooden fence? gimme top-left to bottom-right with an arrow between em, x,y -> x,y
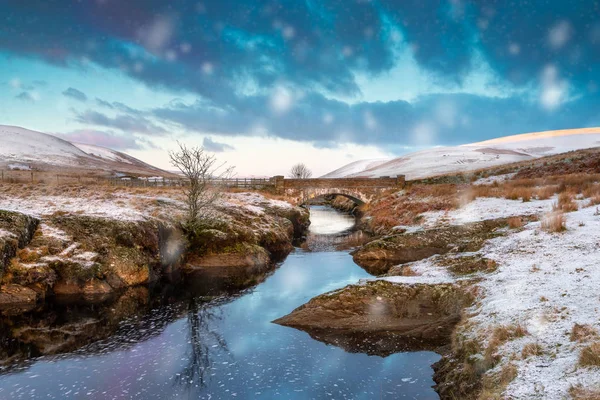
0,170 -> 274,189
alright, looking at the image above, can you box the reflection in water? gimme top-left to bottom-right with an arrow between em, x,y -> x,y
174,296 -> 231,389
0,206 -> 440,399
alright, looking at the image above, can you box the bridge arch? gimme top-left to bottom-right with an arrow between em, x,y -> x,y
301,192 -> 365,206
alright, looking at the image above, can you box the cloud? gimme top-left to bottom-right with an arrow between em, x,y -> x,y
153,89 -> 600,147
55,129 -> 142,150
202,137 -> 235,152
4,0 -> 600,148
62,87 -> 87,102
15,91 -> 35,102
74,109 -> 166,135
95,97 -> 114,109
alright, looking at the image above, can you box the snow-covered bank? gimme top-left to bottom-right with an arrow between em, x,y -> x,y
468,204 -> 600,398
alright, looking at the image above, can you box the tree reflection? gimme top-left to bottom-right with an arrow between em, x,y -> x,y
174,296 -> 232,389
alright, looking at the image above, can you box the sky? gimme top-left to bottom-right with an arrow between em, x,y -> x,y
2,1 -> 600,176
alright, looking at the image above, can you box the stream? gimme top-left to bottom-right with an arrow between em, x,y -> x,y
0,206 -> 440,399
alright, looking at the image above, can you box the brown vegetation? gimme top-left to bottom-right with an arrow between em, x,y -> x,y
571,324 -> 599,343
507,216 -> 524,229
570,385 -> 600,400
541,211 -> 566,233
579,342 -> 600,367
521,342 -> 543,358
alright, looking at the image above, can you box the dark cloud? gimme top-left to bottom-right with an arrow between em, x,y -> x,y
95,97 -> 114,109
62,87 -> 87,102
15,91 -> 35,102
55,129 -> 142,150
203,137 -> 235,152
153,90 -> 600,148
3,1 -> 600,146
74,109 -> 166,135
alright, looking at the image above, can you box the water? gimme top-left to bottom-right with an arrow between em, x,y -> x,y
0,206 -> 440,399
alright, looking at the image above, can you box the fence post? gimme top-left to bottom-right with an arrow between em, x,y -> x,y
31,171 -> 34,183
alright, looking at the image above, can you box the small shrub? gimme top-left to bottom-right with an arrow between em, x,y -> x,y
554,192 -> 578,212
535,185 -> 557,200
541,211 -> 566,233
570,385 -> 600,400
480,362 -> 518,399
579,342 -> 600,367
507,216 -> 524,229
521,342 -> 543,358
571,324 -> 599,342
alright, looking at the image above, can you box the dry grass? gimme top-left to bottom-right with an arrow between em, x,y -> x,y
521,342 -> 543,358
541,211 -> 567,233
571,324 -> 599,343
363,183 -> 462,231
554,192 -> 579,212
579,342 -> 600,367
479,362 -> 518,400
507,216 -> 524,229
570,385 -> 600,400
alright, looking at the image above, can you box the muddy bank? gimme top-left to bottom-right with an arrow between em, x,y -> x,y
273,280 -> 475,356
0,201 -> 309,314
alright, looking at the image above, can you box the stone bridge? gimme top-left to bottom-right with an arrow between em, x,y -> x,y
271,175 -> 405,205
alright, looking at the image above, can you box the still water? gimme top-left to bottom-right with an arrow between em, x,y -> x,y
0,206 -> 440,399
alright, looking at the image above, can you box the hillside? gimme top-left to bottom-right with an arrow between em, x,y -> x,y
0,125 -> 172,177
322,128 -> 600,180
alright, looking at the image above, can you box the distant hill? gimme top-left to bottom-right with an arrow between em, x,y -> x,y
0,125 -> 172,177
321,128 -> 600,180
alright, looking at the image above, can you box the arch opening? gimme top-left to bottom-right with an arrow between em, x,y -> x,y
302,193 -> 365,207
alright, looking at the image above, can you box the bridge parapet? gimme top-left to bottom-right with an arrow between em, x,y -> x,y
270,175 -> 405,204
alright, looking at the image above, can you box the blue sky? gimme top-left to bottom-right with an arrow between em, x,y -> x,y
2,1 -> 600,176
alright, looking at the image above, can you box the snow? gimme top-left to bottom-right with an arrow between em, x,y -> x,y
320,159 -> 391,178
323,129 -> 600,180
0,125 -> 88,165
0,125 -> 167,175
420,196 -> 555,228
72,142 -> 133,165
469,204 -> 600,398
0,228 -> 17,239
473,172 -> 517,186
0,194 -> 147,221
221,192 -> 293,211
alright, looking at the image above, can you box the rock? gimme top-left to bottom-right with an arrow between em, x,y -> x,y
273,280 -> 474,356
184,244 -> 272,290
352,218 -> 509,275
0,284 -> 38,314
0,210 -> 39,277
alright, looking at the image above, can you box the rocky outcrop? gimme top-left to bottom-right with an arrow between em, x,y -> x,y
0,210 -> 39,276
352,218 -> 509,275
0,199 -> 309,313
182,204 -> 309,287
273,280 -> 474,356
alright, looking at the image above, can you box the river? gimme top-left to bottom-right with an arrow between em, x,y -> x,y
0,206 -> 440,399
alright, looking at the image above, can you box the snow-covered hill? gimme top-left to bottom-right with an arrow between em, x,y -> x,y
322,128 -> 600,180
320,159 -> 390,178
0,125 -> 170,176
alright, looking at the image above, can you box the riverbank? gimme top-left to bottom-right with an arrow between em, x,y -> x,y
0,205 -> 442,399
276,170 -> 600,399
0,184 -> 309,314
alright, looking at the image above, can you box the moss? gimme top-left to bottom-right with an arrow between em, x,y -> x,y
440,255 -> 498,276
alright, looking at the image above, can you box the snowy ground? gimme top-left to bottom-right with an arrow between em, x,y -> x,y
0,185 -> 291,223
420,196 -> 555,228
366,190 -> 600,398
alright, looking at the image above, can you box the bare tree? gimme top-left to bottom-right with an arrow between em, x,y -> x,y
169,142 -> 233,230
289,163 -> 312,179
